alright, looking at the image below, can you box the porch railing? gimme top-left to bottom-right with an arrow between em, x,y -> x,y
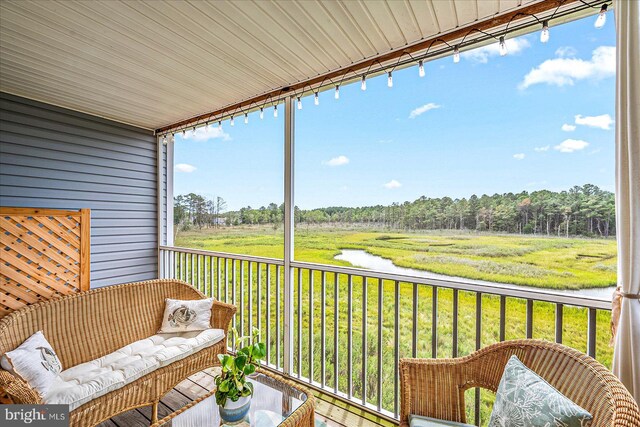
159,245 -> 612,426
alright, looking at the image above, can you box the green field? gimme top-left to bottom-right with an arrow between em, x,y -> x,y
177,226 -> 617,289
174,226 -> 615,424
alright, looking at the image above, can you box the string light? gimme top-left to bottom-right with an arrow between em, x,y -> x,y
499,36 -> 508,56
595,4 -> 607,28
165,5 -> 591,136
540,21 -> 550,43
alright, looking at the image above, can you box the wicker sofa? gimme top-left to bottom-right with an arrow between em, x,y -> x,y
399,339 -> 640,427
0,279 -> 236,426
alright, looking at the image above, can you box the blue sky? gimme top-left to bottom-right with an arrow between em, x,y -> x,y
174,14 -> 615,211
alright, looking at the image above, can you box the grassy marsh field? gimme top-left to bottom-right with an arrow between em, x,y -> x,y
174,226 -> 615,424
176,226 -> 617,290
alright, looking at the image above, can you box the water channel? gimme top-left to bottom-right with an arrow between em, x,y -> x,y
334,249 -> 615,300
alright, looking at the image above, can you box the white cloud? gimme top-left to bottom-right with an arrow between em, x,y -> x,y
561,124 -> 576,132
323,155 -> 350,167
175,163 -> 197,173
378,139 -> 393,144
555,46 -> 577,58
519,46 -> 615,89
462,37 -> 531,63
574,113 -> 613,130
534,145 -> 550,152
513,153 -> 525,160
554,139 -> 589,153
409,103 -> 441,119
383,180 -> 402,189
184,125 -> 231,141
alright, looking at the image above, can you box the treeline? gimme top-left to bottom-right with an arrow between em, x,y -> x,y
175,184 -> 616,237
174,193 -> 227,229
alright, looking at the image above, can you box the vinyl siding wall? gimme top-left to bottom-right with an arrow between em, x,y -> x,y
0,92 -> 160,287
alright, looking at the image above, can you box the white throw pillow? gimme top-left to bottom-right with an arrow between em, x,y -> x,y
1,331 -> 62,397
158,298 -> 214,333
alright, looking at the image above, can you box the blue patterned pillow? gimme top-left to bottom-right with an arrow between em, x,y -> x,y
489,355 -> 592,427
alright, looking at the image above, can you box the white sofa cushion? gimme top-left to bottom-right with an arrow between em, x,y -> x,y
44,328 -> 224,410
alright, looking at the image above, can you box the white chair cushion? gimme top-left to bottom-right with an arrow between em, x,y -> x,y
44,328 -> 224,410
410,415 -> 474,427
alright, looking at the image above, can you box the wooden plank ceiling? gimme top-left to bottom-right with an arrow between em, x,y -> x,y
0,0 -> 544,131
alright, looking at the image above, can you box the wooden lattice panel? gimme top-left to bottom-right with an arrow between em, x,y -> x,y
0,207 -> 90,318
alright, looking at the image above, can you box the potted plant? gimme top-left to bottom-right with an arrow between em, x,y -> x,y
215,328 -> 266,425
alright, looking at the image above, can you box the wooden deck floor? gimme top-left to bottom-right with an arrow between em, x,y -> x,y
98,368 -> 395,427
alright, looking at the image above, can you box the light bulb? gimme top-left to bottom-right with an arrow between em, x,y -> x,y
499,36 -> 508,56
314,92 -> 319,105
540,21 -> 549,43
335,85 -> 340,99
182,129 -> 186,137
453,46 -> 460,63
206,122 -> 212,133
218,121 -> 222,130
361,75 -> 367,91
244,113 -> 248,124
297,97 -> 302,110
274,104 -> 278,118
595,4 -> 607,28
230,116 -> 234,126
260,108 -> 264,119
387,71 -> 393,88
192,126 -> 196,136
418,60 -> 425,77
162,135 -> 167,145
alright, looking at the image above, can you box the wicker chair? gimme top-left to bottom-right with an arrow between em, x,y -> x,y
0,279 -> 236,427
399,339 -> 640,427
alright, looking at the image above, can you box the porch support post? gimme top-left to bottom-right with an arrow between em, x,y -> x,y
156,135 -> 164,277
283,96 -> 295,376
166,136 -> 174,247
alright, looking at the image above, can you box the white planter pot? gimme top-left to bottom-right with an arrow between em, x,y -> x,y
219,394 -> 252,424
224,395 -> 251,410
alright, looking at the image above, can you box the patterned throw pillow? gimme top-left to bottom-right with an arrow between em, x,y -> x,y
0,331 -> 62,397
158,298 -> 214,333
489,355 -> 592,427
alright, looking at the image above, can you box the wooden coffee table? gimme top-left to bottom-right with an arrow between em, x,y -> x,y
152,369 -> 315,427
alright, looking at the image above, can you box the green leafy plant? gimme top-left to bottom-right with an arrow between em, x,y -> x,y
214,327 -> 266,407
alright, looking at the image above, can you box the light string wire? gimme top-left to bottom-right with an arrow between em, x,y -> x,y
161,0 -> 609,139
